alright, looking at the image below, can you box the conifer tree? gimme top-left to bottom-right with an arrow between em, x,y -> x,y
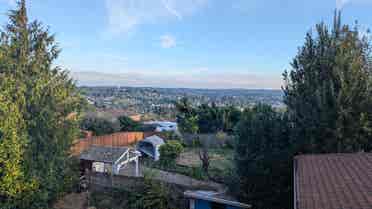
234,104 -> 292,209
283,12 -> 372,153
0,77 -> 37,209
0,1 -> 83,208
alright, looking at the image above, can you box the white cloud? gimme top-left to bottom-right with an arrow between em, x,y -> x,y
336,0 -> 372,9
160,34 -> 177,48
336,0 -> 351,9
71,70 -> 282,89
105,0 -> 208,35
161,0 -> 182,19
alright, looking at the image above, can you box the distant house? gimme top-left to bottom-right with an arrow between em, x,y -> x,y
136,135 -> 165,161
294,153 -> 372,209
184,190 -> 251,209
79,146 -> 141,176
143,121 -> 178,132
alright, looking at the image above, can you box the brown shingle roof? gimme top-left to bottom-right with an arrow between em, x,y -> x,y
294,153 -> 372,209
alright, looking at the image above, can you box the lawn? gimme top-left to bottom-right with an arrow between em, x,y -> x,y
177,147 -> 234,170
143,147 -> 235,183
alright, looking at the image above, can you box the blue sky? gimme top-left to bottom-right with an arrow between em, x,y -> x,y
0,0 -> 371,89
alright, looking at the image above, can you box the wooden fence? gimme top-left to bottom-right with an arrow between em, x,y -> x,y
71,132 -> 154,155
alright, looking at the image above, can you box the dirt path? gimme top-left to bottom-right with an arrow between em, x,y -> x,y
148,167 -> 226,192
118,162 -> 225,192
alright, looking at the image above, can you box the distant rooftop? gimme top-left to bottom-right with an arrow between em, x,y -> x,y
294,153 -> 372,209
143,121 -> 177,125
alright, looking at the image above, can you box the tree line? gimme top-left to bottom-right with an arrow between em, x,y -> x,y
176,98 -> 242,134
80,113 -> 155,136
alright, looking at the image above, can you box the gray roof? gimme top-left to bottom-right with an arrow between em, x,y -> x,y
79,146 -> 129,163
184,190 -> 251,208
140,135 -> 165,147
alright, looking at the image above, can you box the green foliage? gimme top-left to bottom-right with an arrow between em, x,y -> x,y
80,116 -> 120,136
159,140 -> 184,166
161,131 -> 182,141
176,98 -> 199,133
118,115 -> 142,131
90,188 -> 133,209
283,12 -> 372,153
176,98 -> 242,134
234,104 -> 292,209
0,1 -> 83,208
132,173 -> 171,209
145,147 -> 234,182
175,98 -> 207,134
190,137 -> 202,147
0,77 -> 37,208
144,159 -> 209,181
197,103 -> 224,133
90,174 -> 174,209
62,157 -> 81,193
234,12 -> 372,209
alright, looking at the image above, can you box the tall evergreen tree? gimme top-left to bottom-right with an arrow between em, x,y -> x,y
0,77 -> 37,209
234,104 -> 292,209
283,12 -> 372,153
0,1 -> 83,208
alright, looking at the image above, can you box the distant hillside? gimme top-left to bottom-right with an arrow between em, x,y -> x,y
80,86 -> 284,120
70,71 -> 282,89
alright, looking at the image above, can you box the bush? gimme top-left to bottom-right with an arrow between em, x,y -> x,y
215,131 -> 228,147
90,174 -> 175,209
80,116 -> 120,136
118,115 -> 142,131
132,172 -> 171,209
161,131 -> 182,141
190,167 -> 205,180
159,140 -> 184,166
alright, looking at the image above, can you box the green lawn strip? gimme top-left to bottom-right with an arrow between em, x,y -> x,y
142,148 -> 234,182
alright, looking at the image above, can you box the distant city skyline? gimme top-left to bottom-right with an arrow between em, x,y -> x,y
0,0 -> 371,89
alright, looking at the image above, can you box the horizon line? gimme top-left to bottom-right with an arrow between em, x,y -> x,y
77,84 -> 283,91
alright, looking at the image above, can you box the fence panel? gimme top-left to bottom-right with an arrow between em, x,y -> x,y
71,132 -> 154,155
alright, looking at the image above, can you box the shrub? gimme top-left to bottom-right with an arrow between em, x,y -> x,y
162,131 -> 182,141
191,138 -> 202,147
190,167 -> 205,180
159,140 -> 184,166
215,131 -> 228,147
80,116 -> 120,136
118,115 -> 141,131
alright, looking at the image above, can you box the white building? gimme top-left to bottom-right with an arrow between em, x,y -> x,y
144,121 -> 178,132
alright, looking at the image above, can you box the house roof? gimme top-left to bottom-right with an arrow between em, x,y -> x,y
294,153 -> 372,209
141,135 -> 165,147
79,146 -> 129,163
184,190 -> 251,208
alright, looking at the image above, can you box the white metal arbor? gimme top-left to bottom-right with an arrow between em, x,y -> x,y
113,149 -> 141,176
